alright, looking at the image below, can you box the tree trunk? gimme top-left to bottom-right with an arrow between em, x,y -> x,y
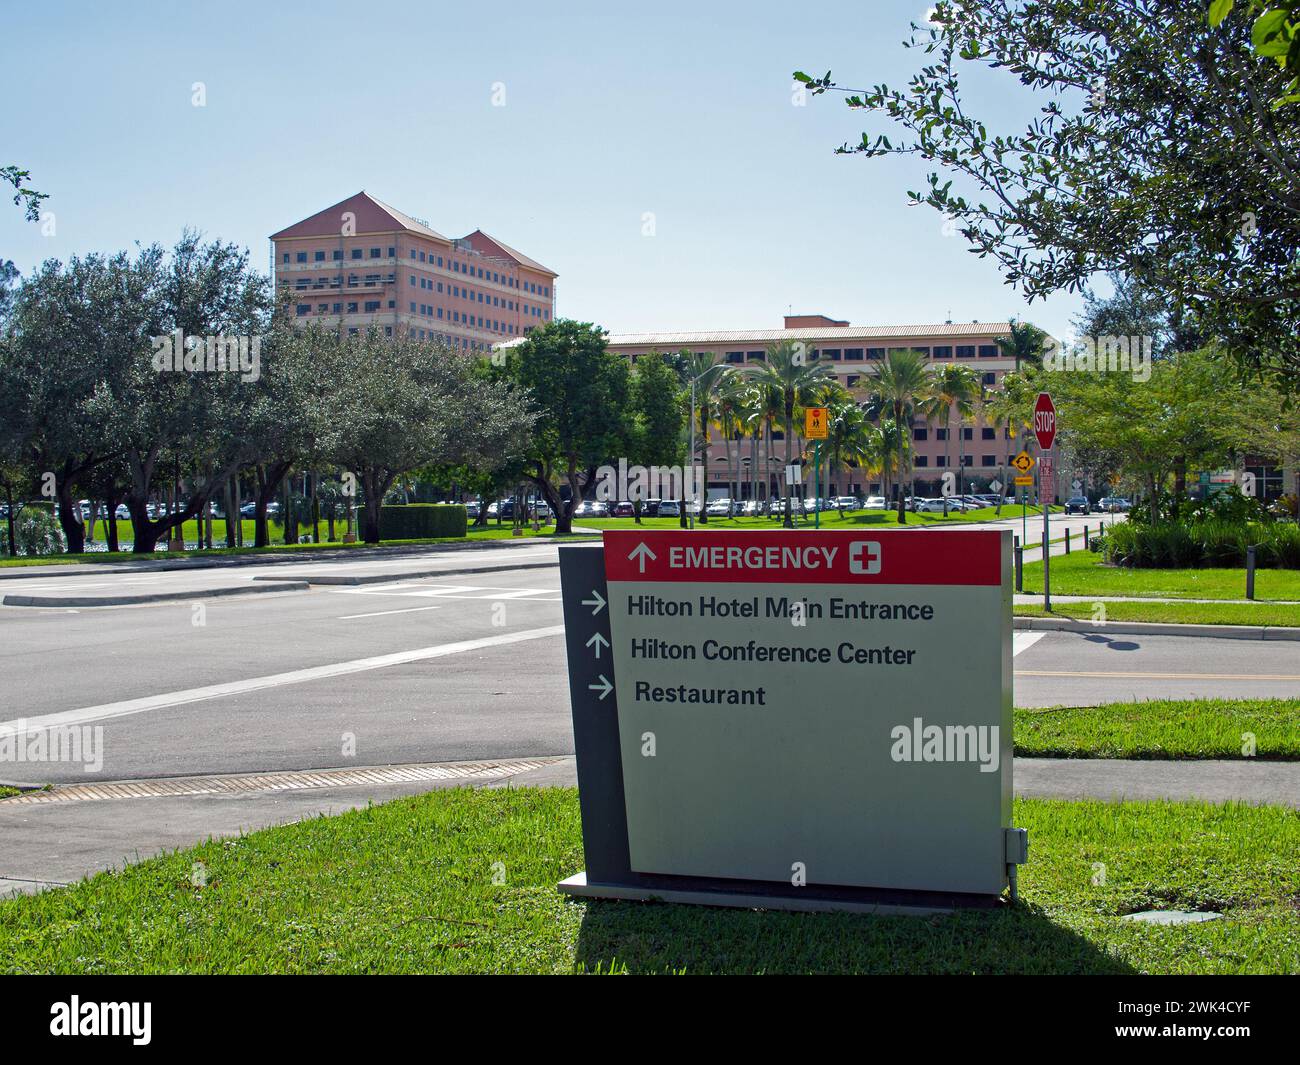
895,402 -> 907,525
361,470 -> 385,544
56,474 -> 86,553
105,485 -> 123,553
4,482 -> 15,557
699,415 -> 711,525
783,399 -> 795,529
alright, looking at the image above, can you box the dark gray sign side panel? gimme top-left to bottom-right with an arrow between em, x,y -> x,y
557,544 -> 634,884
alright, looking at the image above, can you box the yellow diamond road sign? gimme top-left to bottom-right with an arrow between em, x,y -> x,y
1012,451 -> 1035,474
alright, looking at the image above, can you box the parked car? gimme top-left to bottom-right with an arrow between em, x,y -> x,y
705,498 -> 733,517
1064,496 -> 1091,515
1097,497 -> 1131,513
657,499 -> 682,518
913,498 -> 949,513
465,502 -> 481,519
641,499 -> 662,517
833,496 -> 860,511
574,500 -> 608,518
863,496 -> 887,511
612,501 -> 635,517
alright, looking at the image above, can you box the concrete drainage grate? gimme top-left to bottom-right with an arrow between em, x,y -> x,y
4,758 -> 564,805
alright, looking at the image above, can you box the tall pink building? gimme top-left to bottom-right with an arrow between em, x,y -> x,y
271,191 -> 556,351
604,314 -> 1020,498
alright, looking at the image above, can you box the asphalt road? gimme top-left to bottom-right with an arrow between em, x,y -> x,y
1,535 -> 1295,787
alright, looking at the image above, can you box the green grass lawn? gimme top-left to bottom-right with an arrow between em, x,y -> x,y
1015,600 -> 1300,627
580,504 -> 1055,533
0,788 -> 1293,974
0,523 -> 595,567
1022,548 -> 1300,601
1015,698 -> 1300,760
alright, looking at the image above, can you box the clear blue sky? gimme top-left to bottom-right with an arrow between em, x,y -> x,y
1,0 -> 1092,340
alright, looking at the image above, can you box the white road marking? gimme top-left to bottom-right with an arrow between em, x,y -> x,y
1013,632 -> 1047,657
336,605 -> 445,620
0,624 -> 566,735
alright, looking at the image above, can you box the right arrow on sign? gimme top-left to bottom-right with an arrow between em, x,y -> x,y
628,542 -> 657,573
588,675 -> 613,700
581,589 -> 606,615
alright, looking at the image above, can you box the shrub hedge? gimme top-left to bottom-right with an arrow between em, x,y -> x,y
1094,520 -> 1300,569
356,503 -> 467,540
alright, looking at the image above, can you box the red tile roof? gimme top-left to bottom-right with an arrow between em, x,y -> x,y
270,191 -> 449,242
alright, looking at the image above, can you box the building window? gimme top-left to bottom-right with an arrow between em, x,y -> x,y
314,251 -> 325,262
846,374 -> 860,387
332,303 -> 342,313
369,248 -> 381,258
351,249 -> 362,260
295,252 -> 307,263
387,247 -> 395,257
823,349 -> 842,361
295,304 -> 310,316
933,346 -> 952,359
747,351 -> 765,362
347,302 -> 358,313
865,348 -> 884,360
979,344 -> 999,357
913,428 -> 928,441
962,455 -> 973,467
956,345 -> 975,358
364,300 -> 380,312
981,455 -> 996,467
983,373 -> 996,385
332,250 -> 343,261
982,428 -> 996,440
962,427 -> 973,440
282,253 -> 289,263
915,456 -> 929,468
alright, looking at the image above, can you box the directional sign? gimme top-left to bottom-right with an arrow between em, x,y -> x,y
988,479 -> 1003,495
1014,476 -> 1033,487
1071,479 -> 1082,493
1011,451 -> 1035,474
804,407 -> 829,440
565,529 -> 1018,902
1033,393 -> 1057,452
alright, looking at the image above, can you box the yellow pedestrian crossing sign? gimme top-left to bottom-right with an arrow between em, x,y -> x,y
1012,451 -> 1035,474
805,407 -> 829,440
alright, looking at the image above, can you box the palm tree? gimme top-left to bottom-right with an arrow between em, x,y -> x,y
997,319 -> 1049,374
682,351 -> 730,524
984,371 -> 1036,516
871,349 -> 931,524
923,364 -> 980,515
825,400 -> 878,498
715,370 -> 750,514
745,342 -> 834,527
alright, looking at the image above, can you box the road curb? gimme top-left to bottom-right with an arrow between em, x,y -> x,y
2,582 -> 310,608
268,560 -> 560,586
1013,616 -> 1300,641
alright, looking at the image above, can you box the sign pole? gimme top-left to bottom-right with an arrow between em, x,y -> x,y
1033,393 -> 1057,612
814,440 -> 821,530
1042,458 -> 1051,611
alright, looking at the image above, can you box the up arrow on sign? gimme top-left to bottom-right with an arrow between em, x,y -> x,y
628,542 -> 657,573
586,631 -> 609,659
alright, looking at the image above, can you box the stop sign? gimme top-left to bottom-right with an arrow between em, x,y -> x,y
1033,392 -> 1057,452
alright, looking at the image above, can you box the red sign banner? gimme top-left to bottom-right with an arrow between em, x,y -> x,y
603,530 -> 1004,587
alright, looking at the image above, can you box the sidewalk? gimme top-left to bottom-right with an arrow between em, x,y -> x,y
2,754 -> 1296,897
